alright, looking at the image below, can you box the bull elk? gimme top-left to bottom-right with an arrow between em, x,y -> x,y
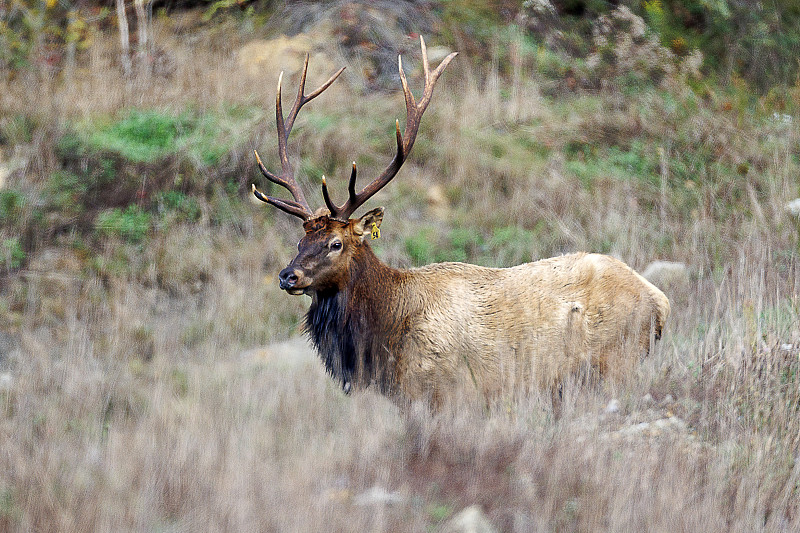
251,37 -> 670,404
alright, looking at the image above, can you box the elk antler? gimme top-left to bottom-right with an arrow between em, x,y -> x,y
252,56 -> 345,220
322,36 -> 457,221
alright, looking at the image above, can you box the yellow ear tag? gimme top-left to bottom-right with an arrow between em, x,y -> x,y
370,223 -> 381,240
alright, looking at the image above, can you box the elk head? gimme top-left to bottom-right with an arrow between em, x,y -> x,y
277,207 -> 384,295
252,37 -> 456,295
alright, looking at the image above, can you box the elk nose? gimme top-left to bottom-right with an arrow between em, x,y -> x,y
278,267 -> 299,290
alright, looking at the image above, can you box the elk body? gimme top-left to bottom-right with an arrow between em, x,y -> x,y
252,38 -> 670,403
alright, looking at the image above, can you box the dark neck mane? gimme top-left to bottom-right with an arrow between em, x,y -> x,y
304,245 -> 403,394
305,289 -> 357,389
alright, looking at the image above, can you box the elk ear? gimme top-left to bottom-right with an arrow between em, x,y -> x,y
353,207 -> 384,241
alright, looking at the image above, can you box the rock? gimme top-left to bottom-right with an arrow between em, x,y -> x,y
0,372 -> 12,392
642,393 -> 654,405
0,146 -> 8,189
27,247 -> 84,275
525,0 -> 557,15
0,331 -> 19,367
614,416 -> 688,439
240,337 -> 317,367
0,147 -> 28,190
237,35 -> 335,80
642,261 -> 690,289
442,505 -> 498,533
621,422 -> 652,437
321,487 -> 352,504
427,184 -> 449,219
426,46 -> 457,64
352,486 -> 403,506
604,398 -> 620,414
772,113 -> 793,125
0,163 -> 8,190
652,418 -> 672,431
786,198 -> 800,218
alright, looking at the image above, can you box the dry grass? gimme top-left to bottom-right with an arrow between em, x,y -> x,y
1,247 -> 798,531
1,9 -> 800,532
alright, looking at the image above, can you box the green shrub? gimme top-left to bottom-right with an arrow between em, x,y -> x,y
565,143 -> 657,190
405,228 -> 437,266
0,115 -> 35,145
89,110 -> 186,163
55,130 -> 87,159
156,191 -> 202,223
95,206 -> 151,243
71,105 -> 262,172
46,170 -> 88,216
0,190 -> 26,221
0,487 -> 19,524
404,227 -> 488,266
487,225 -> 538,266
89,245 -> 140,278
1,238 -> 25,270
446,227 -> 484,263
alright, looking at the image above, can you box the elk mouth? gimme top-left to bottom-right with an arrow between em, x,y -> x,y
285,287 -> 306,296
279,267 -> 309,294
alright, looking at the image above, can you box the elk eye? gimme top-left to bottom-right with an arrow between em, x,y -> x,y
330,241 -> 342,251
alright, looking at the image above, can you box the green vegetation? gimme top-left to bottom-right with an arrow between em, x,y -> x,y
46,170 -> 88,217
0,190 -> 25,222
95,206 -> 151,244
73,105 -> 262,167
1,238 -> 25,270
640,0 -> 800,91
156,191 -> 201,223
89,109 -> 187,163
405,227 -> 487,265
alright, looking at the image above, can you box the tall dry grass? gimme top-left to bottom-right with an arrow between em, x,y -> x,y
1,244 -> 798,531
1,9 -> 799,532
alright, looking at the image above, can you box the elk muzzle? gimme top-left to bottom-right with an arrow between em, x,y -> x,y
279,266 -> 307,295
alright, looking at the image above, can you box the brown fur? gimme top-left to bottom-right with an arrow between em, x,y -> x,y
280,210 -> 670,404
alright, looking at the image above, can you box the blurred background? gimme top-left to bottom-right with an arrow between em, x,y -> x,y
0,0 -> 799,530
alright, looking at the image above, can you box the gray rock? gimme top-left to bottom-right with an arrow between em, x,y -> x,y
0,331 -> 19,368
0,372 -> 12,392
353,486 -> 403,506
604,398 -> 620,414
239,337 -> 316,367
525,0 -> 557,15
642,261 -> 690,289
787,198 -> 800,218
622,422 -> 652,436
0,164 -> 9,189
441,505 -> 498,533
426,46 -> 457,64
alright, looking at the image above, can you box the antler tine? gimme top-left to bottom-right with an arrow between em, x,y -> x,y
421,35 -> 431,86
320,176 -> 336,215
284,55 -> 310,136
285,56 -> 346,136
325,36 -> 457,221
252,58 -> 345,220
251,184 -> 311,220
253,148 -> 310,217
347,161 -> 358,205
